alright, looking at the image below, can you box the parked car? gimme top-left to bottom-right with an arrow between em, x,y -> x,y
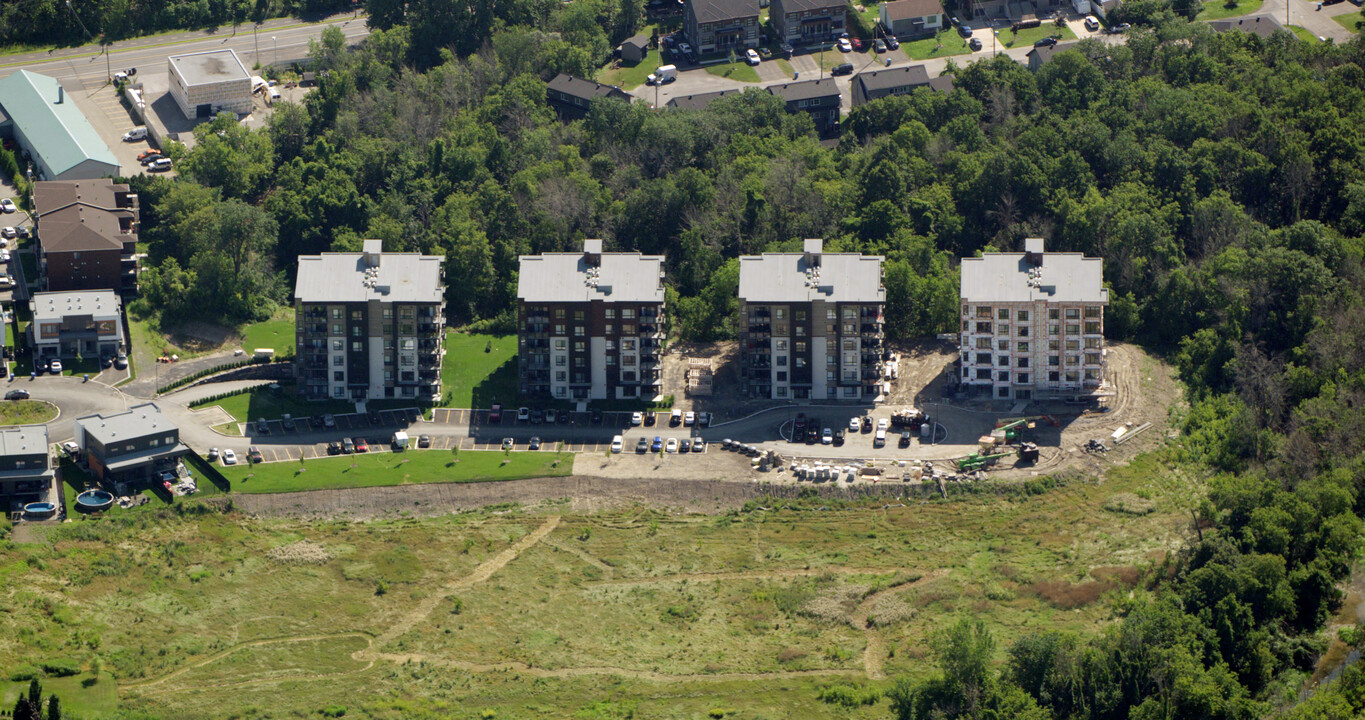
900,430 -> 912,448
691,437 -> 705,452
281,414 -> 295,431
115,352 -> 128,369
886,35 -> 900,49
780,42 -> 794,58
248,446 -> 263,462
636,437 -> 650,453
838,37 -> 852,52
631,411 -> 643,426
501,437 -> 515,450
834,429 -> 845,446
698,412 -> 712,427
1083,15 -> 1100,30
670,408 -> 683,426
684,411 -> 696,426
651,436 -> 664,453
15,226 -> 29,239
665,437 -> 679,453
611,435 -> 624,453
848,417 -> 861,432
0,227 -> 14,240
327,441 -> 342,455
528,436 -> 541,450
746,48 -> 761,65
877,418 -> 889,431
958,23 -> 973,37
517,407 -> 530,422
969,37 -> 983,50
256,418 -> 270,435
1106,22 -> 1131,33
831,62 -> 854,76
122,127 -> 147,142
822,428 -> 833,445
148,158 -> 173,172
852,37 -> 866,51
48,359 -> 62,373
417,434 -> 431,448
0,199 -> 16,213
354,438 -> 369,452
5,389 -> 29,400
545,409 -> 557,423
679,436 -> 691,453
645,411 -> 657,426
530,409 -> 544,424
1033,36 -> 1058,47
342,437 -> 355,453
874,38 -> 887,53
489,403 -> 503,423
222,449 -> 237,465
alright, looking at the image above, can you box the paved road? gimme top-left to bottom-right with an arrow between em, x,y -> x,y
0,12 -> 373,91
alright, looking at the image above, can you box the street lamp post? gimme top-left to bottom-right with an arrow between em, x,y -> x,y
272,36 -> 278,67
254,24 -> 260,66
992,28 -> 998,55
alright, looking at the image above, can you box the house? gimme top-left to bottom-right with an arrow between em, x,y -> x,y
73,403 -> 188,487
1208,15 -> 1285,39
1092,0 -> 1120,18
167,49 -> 254,119
32,180 -> 139,293
851,65 -> 954,106
29,290 -> 124,362
1025,41 -> 1076,70
0,426 -> 55,519
0,71 -> 119,181
517,239 -> 666,402
684,0 -> 761,54
294,240 -> 446,402
958,238 -> 1108,401
546,74 -> 633,121
737,239 -> 886,401
619,33 -> 652,63
665,89 -> 743,109
770,0 -> 847,45
767,79 -> 842,137
879,0 -> 947,38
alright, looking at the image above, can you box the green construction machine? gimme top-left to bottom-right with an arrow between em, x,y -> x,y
956,451 -> 1013,472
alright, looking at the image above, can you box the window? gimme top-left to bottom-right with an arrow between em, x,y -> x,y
844,353 -> 858,365
606,355 -> 616,366
555,356 -> 566,366
998,355 -> 1009,366
1017,357 -> 1029,368
553,339 -> 567,350
573,326 -> 585,337
795,326 -> 806,337
149,438 -> 159,447
843,339 -> 856,351
623,325 -> 635,335
1017,342 -> 1029,353
1085,322 -> 1101,334
556,387 -> 567,398
400,307 -> 414,319
776,339 -> 789,351
1066,308 -> 1080,320
977,306 -> 992,318
777,371 -> 788,381
998,308 -> 1009,320
605,340 -> 616,352
350,310 -> 362,320
573,310 -> 585,321
351,341 -> 362,351
1049,324 -> 1059,336
383,308 -> 393,319
1049,355 -> 1059,366
1085,306 -> 1101,318
976,352 -> 991,364
622,339 -> 636,351
1049,308 -> 1059,320
605,308 -> 616,320
1085,353 -> 1102,365
827,324 -> 836,335
1016,373 -> 1030,384
827,307 -> 837,319
554,308 -> 565,319
382,324 -> 393,335
795,341 -> 807,353
623,355 -> 636,366
775,308 -> 786,320
777,387 -> 788,398
977,368 -> 992,380
332,308 -> 342,319
827,370 -> 837,381
1018,326 -> 1029,337
554,324 -> 565,335
1065,339 -> 1080,351
1048,340 -> 1059,351
997,339 -> 1008,351
334,371 -> 344,381
622,308 -> 636,319
351,326 -> 362,337
331,324 -> 342,335
384,369 -> 394,381
400,356 -> 414,366
335,387 -> 346,398
573,341 -> 585,352
976,338 -> 991,349
998,371 -> 1009,382
1085,337 -> 1101,349
1017,310 -> 1029,322
573,357 -> 585,368
333,356 -> 344,366
1066,324 -> 1080,335
976,322 -> 992,334
332,340 -> 343,351
777,355 -> 788,367
1049,371 -> 1060,382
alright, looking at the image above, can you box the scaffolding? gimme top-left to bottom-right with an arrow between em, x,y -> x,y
686,357 -> 713,396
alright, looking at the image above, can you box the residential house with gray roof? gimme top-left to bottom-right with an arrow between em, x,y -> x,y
958,238 -> 1109,400
851,65 -> 954,106
32,179 -> 140,293
546,74 -> 632,121
74,403 -> 188,487
767,79 -> 842,137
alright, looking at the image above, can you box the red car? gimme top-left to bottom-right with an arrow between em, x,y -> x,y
489,403 -> 503,423
354,438 -> 369,453
851,37 -> 867,51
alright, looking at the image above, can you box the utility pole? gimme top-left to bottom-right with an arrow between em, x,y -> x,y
272,36 -> 278,67
255,24 -> 260,65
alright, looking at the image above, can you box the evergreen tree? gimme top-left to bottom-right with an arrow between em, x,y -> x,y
47,694 -> 61,720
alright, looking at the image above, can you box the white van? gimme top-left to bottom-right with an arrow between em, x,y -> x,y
122,127 -> 147,142
648,64 -> 678,85
874,429 -> 887,448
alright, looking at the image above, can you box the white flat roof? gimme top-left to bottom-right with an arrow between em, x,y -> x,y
169,50 -> 251,86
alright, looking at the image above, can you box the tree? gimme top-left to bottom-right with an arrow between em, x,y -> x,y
46,694 -> 60,720
366,0 -> 406,29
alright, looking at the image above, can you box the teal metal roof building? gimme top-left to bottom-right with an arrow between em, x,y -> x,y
0,71 -> 119,181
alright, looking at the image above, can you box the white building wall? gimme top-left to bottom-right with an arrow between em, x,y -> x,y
549,337 -> 569,399
589,336 -> 607,400
770,336 -> 790,400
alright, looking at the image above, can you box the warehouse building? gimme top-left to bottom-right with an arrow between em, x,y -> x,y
167,49 -> 254,119
0,70 -> 119,181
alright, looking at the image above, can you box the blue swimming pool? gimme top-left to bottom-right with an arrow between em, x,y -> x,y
75,490 -> 114,511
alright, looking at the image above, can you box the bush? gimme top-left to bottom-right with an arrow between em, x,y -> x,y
9,664 -> 41,681
817,683 -> 881,707
320,707 -> 347,718
40,658 -> 81,677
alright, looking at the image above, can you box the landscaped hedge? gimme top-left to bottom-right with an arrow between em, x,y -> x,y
156,356 -> 293,395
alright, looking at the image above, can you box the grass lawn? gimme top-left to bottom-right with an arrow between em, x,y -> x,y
0,399 -> 57,425
598,46 -> 663,90
1333,12 -> 1364,33
192,384 -> 353,423
1196,0 -> 1265,19
128,313 -> 193,365
238,316 -> 295,354
1,675 -> 118,716
440,332 -> 517,409
18,252 -> 37,286
775,57 -> 795,76
219,449 -> 574,493
901,30 -> 973,59
704,60 -> 761,82
1289,24 -> 1324,41
999,23 -> 1077,48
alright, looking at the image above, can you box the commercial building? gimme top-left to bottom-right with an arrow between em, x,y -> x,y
958,238 -> 1108,400
32,180 -> 140,293
878,0 -> 947,37
546,74 -> 633,121
517,239 -> 666,402
684,0 -> 761,54
29,290 -> 125,362
74,403 -> 188,486
0,426 -> 54,518
770,0 -> 847,46
737,239 -> 886,401
767,79 -> 842,137
294,240 -> 446,402
167,49 -> 254,119
0,71 -> 119,181
851,65 -> 954,106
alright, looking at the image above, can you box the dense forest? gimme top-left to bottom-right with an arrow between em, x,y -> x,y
91,3 -> 1365,716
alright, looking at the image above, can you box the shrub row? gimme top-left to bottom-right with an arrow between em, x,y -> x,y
187,384 -> 258,408
157,356 -> 292,394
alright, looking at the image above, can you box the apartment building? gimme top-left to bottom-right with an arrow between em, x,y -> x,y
73,403 -> 188,486
29,290 -> 125,361
958,238 -> 1108,401
683,0 -> 761,55
770,0 -> 847,46
33,179 -> 140,293
294,240 -> 446,403
737,239 -> 886,401
517,240 -> 666,402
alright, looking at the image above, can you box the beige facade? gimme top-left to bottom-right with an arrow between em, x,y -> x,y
167,50 -> 253,119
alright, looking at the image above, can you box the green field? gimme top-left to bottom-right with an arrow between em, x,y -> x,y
1333,11 -> 1364,33
0,447 -> 1203,719
219,448 -> 574,493
901,29 -> 973,60
999,23 -> 1078,48
0,399 -> 56,425
439,331 -> 517,408
1196,0 -> 1265,19
704,59 -> 761,82
1,675 -> 118,717
237,317 -> 295,354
